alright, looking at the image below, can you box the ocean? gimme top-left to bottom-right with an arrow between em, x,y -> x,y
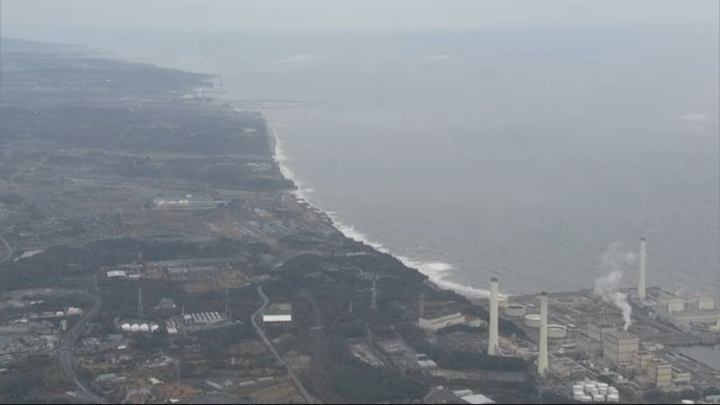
42,27 -> 720,297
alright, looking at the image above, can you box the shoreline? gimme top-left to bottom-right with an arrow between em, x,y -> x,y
263,117 -> 491,299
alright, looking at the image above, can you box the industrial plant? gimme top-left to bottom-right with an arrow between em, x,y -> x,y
479,238 -> 720,402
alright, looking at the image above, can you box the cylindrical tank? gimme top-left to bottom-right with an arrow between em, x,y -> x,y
573,384 -> 584,392
584,383 -> 596,393
608,388 -> 619,396
574,393 -> 585,401
130,324 -> 140,332
606,394 -> 620,402
581,395 -> 592,403
524,314 -> 541,328
498,296 -> 509,308
140,324 -> 150,332
150,324 -> 160,332
505,304 -> 527,318
593,394 -> 605,402
599,388 -> 608,396
547,324 -> 567,339
597,383 -> 609,389
590,388 -> 599,397
121,324 -> 131,332
681,401 -> 695,405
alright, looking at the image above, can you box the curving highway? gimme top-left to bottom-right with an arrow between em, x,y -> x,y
252,285 -> 314,404
58,291 -> 108,404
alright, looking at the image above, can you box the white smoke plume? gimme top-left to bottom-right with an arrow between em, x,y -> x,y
593,242 -> 637,331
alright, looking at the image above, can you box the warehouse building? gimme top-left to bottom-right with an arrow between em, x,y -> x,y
263,303 -> 292,323
418,312 -> 466,332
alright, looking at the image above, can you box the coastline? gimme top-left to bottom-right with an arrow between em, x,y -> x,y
264,117 -> 490,299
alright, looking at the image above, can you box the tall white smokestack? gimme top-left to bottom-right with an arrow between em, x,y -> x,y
488,278 -> 499,356
638,237 -> 647,300
538,291 -> 549,376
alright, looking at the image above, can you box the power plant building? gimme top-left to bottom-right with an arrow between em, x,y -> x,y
577,332 -> 603,359
648,359 -> 673,388
587,323 -> 617,343
657,291 -> 718,324
602,329 -> 639,368
578,322 -> 618,359
632,351 -> 654,373
672,367 -> 691,386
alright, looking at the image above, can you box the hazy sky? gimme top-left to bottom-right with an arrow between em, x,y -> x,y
2,0 -> 718,35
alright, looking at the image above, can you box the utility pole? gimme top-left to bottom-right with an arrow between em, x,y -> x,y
138,288 -> 144,318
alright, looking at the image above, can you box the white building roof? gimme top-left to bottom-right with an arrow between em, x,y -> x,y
107,270 -> 127,278
263,314 -> 292,323
454,389 -> 474,398
462,394 -> 495,404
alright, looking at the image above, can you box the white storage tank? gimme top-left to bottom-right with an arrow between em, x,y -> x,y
574,393 -> 585,401
524,314 -> 541,328
681,401 -> 695,405
584,384 -> 596,393
590,388 -> 599,397
606,394 -> 620,402
505,304 -> 527,317
599,388 -> 608,396
140,324 -> 150,332
593,394 -> 605,402
547,324 -> 567,339
573,384 -> 584,392
580,395 -> 592,403
130,324 -> 140,333
150,324 -> 160,332
121,323 -> 131,332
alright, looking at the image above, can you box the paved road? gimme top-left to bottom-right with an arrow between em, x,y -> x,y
252,285 -> 314,404
58,292 -> 108,404
0,231 -> 12,264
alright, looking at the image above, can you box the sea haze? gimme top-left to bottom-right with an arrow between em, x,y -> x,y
71,26 -> 720,296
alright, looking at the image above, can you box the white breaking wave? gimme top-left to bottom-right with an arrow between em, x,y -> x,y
270,122 -> 489,299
